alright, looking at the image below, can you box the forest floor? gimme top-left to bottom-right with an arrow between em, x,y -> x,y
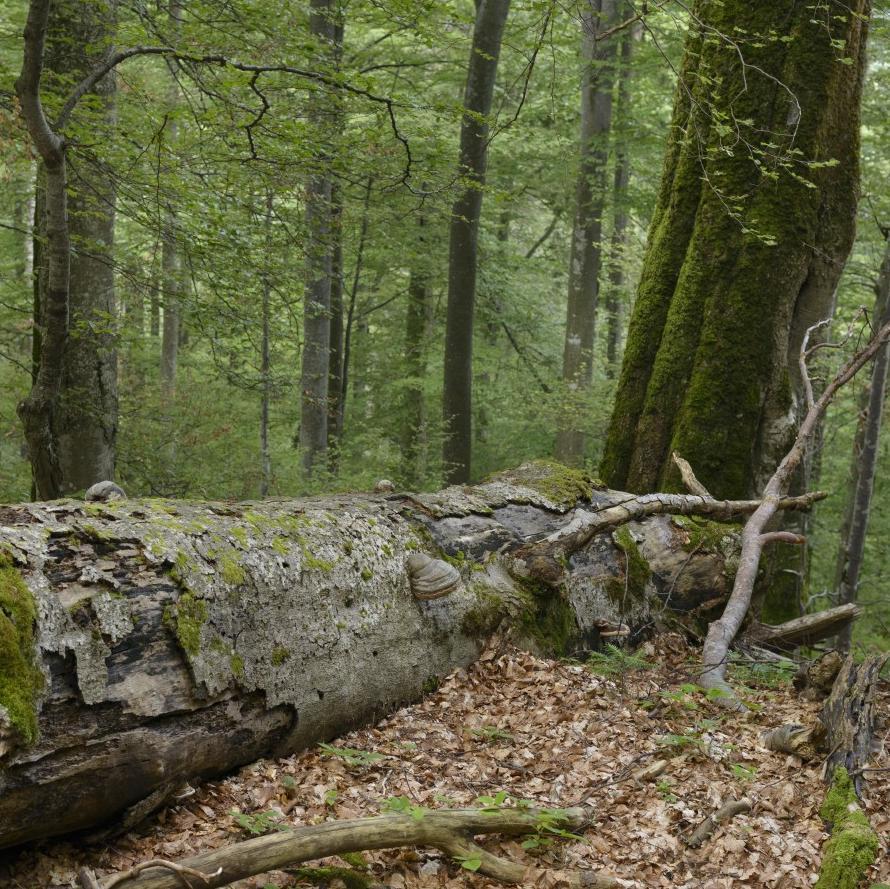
3,635 -> 889,889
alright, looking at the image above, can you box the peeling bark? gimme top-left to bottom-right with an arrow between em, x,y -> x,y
0,462 -> 739,849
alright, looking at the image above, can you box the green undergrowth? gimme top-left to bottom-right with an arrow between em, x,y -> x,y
0,553 -> 42,745
815,767 -> 879,889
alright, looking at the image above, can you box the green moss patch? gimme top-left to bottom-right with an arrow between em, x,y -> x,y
163,592 -> 208,657
0,555 -> 42,745
289,866 -> 375,889
610,526 -> 652,602
515,460 -> 602,508
815,767 -> 879,889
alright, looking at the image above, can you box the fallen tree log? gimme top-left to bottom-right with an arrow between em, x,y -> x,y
0,460 -> 756,848
749,604 -> 863,650
83,806 -> 620,889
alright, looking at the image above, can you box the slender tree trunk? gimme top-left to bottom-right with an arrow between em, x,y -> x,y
340,175 -> 372,432
42,0 -> 118,493
298,0 -> 340,476
260,192 -> 274,498
159,0 -> 182,404
160,224 -> 181,400
600,1 -> 869,500
16,0 -> 74,500
834,234 -> 890,650
401,208 -> 432,489
442,0 -> 511,484
604,13 -> 635,376
555,0 -> 619,465
327,185 -> 344,473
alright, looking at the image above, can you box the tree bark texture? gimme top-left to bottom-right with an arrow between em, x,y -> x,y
555,0 -> 619,466
45,0 -> 119,494
401,209 -> 432,489
442,0 -> 511,484
298,0 -> 340,475
604,13 -> 635,376
0,461 -> 739,849
600,1 -> 869,499
15,0 -> 72,500
834,234 -> 890,649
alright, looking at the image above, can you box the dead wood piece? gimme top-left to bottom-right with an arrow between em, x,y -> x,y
97,806 -> 620,889
632,759 -> 668,783
821,653 -> 890,793
79,870 -> 102,889
760,723 -> 825,760
671,452 -> 713,499
102,860 -> 221,889
793,650 -> 845,700
685,799 -> 751,848
751,605 -> 863,650
521,489 -> 827,586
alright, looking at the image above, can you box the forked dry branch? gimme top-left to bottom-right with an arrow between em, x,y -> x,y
80,807 -> 622,889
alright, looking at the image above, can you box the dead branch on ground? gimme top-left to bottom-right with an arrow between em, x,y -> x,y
84,806 -> 622,889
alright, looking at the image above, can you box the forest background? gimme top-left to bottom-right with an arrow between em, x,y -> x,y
1,0 -> 889,648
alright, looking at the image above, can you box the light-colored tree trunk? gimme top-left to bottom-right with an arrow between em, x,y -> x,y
442,0 -> 511,484
555,0 -> 619,465
604,13 -> 635,376
0,461 -> 740,850
834,234 -> 890,650
260,192 -> 274,497
401,208 -> 432,488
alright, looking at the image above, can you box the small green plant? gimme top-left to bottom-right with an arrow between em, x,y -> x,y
656,780 -> 678,803
381,795 -> 426,820
469,725 -> 515,743
585,643 -> 652,677
656,730 -> 704,754
729,660 -> 795,689
475,790 -> 510,811
730,763 -> 757,782
455,853 -> 482,871
230,809 -> 289,835
318,742 -> 384,768
323,788 -> 339,807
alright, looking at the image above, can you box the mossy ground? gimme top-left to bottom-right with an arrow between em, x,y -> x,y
0,554 -> 42,745
815,767 -> 879,889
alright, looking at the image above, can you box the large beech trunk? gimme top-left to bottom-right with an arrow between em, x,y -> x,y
0,463 -> 739,849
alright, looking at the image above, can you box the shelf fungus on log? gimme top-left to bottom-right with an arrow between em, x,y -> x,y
406,553 -> 461,600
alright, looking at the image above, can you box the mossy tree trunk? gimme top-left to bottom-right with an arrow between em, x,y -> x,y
600,0 -> 869,500
0,462 -> 739,850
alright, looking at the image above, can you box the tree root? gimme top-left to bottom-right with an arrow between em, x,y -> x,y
83,806 -> 623,889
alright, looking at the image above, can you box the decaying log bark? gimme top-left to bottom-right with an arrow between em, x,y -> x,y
821,653 -> 889,793
87,807 -> 619,889
0,461 -> 741,849
749,605 -> 862,650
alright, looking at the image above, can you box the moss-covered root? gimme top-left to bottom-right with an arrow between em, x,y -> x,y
0,554 -> 42,751
815,767 -> 879,889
